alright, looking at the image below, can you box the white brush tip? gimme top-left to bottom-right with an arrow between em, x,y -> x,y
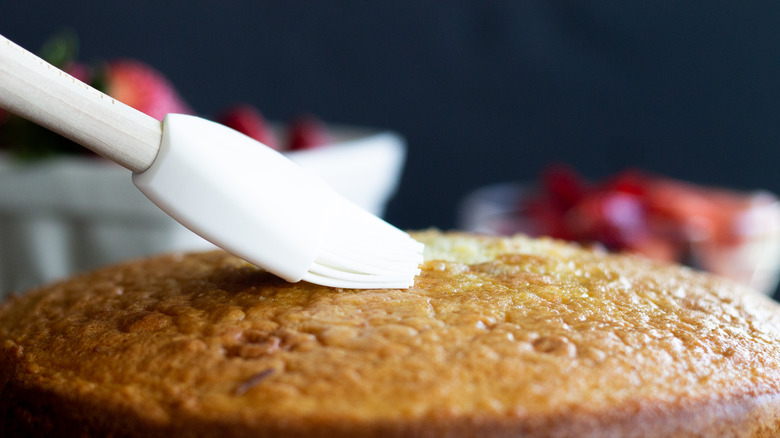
303,198 -> 424,289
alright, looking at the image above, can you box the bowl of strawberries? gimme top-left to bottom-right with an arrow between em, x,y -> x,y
459,164 -> 780,295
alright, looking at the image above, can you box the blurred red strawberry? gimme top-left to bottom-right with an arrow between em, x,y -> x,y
287,115 -> 333,151
565,189 -> 649,250
628,235 -> 681,262
100,59 -> 192,120
65,61 -> 92,84
601,168 -> 648,197
540,163 -> 588,210
216,104 -> 279,150
525,197 -> 572,240
643,178 -> 719,242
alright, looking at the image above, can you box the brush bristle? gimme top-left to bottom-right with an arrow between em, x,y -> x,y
302,198 -> 424,289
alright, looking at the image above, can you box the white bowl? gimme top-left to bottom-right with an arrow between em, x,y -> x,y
0,126 -> 406,296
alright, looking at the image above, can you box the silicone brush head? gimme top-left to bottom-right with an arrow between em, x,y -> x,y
304,196 -> 424,288
133,114 -> 424,289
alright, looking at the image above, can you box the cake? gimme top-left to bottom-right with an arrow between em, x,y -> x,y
2,230 -> 780,437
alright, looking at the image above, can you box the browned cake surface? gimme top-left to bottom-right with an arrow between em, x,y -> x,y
2,230 -> 780,437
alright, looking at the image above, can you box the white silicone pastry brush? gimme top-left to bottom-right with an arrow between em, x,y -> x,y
0,34 -> 423,289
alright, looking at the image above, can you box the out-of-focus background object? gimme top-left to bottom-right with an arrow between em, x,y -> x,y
2,2 -> 780,297
458,166 -> 780,295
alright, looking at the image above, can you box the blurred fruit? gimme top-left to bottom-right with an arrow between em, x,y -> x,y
524,164 -> 773,265
541,163 -> 588,210
0,30 -> 334,160
65,61 -> 92,84
288,115 -> 333,151
99,59 -> 192,120
564,189 -> 648,251
216,104 -> 279,150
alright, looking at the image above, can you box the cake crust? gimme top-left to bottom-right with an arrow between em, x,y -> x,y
2,230 -> 780,437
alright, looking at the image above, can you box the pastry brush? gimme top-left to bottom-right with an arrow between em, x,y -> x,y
0,34 -> 423,289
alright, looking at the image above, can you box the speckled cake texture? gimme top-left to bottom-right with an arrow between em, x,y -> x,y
1,230 -> 780,437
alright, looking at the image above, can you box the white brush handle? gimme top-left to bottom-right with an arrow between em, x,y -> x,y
0,34 -> 161,173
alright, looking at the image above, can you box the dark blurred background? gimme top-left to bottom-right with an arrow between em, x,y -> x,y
4,1 -> 780,231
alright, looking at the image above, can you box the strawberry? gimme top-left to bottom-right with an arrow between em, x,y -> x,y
525,197 -> 572,240
540,164 -> 588,210
601,168 -> 648,197
627,235 -> 682,262
521,163 -> 778,287
643,178 -> 720,243
216,104 -> 279,150
65,61 -> 92,84
565,190 -> 649,250
287,115 -> 333,151
99,59 -> 193,120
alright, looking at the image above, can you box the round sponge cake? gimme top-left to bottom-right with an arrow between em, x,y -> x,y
2,230 -> 780,437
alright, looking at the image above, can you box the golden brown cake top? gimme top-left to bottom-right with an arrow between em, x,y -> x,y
2,230 -> 780,437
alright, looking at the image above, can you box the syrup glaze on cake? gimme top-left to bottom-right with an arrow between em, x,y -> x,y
1,230 -> 780,437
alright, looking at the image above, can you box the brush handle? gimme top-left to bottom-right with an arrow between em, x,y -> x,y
0,34 -> 161,173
